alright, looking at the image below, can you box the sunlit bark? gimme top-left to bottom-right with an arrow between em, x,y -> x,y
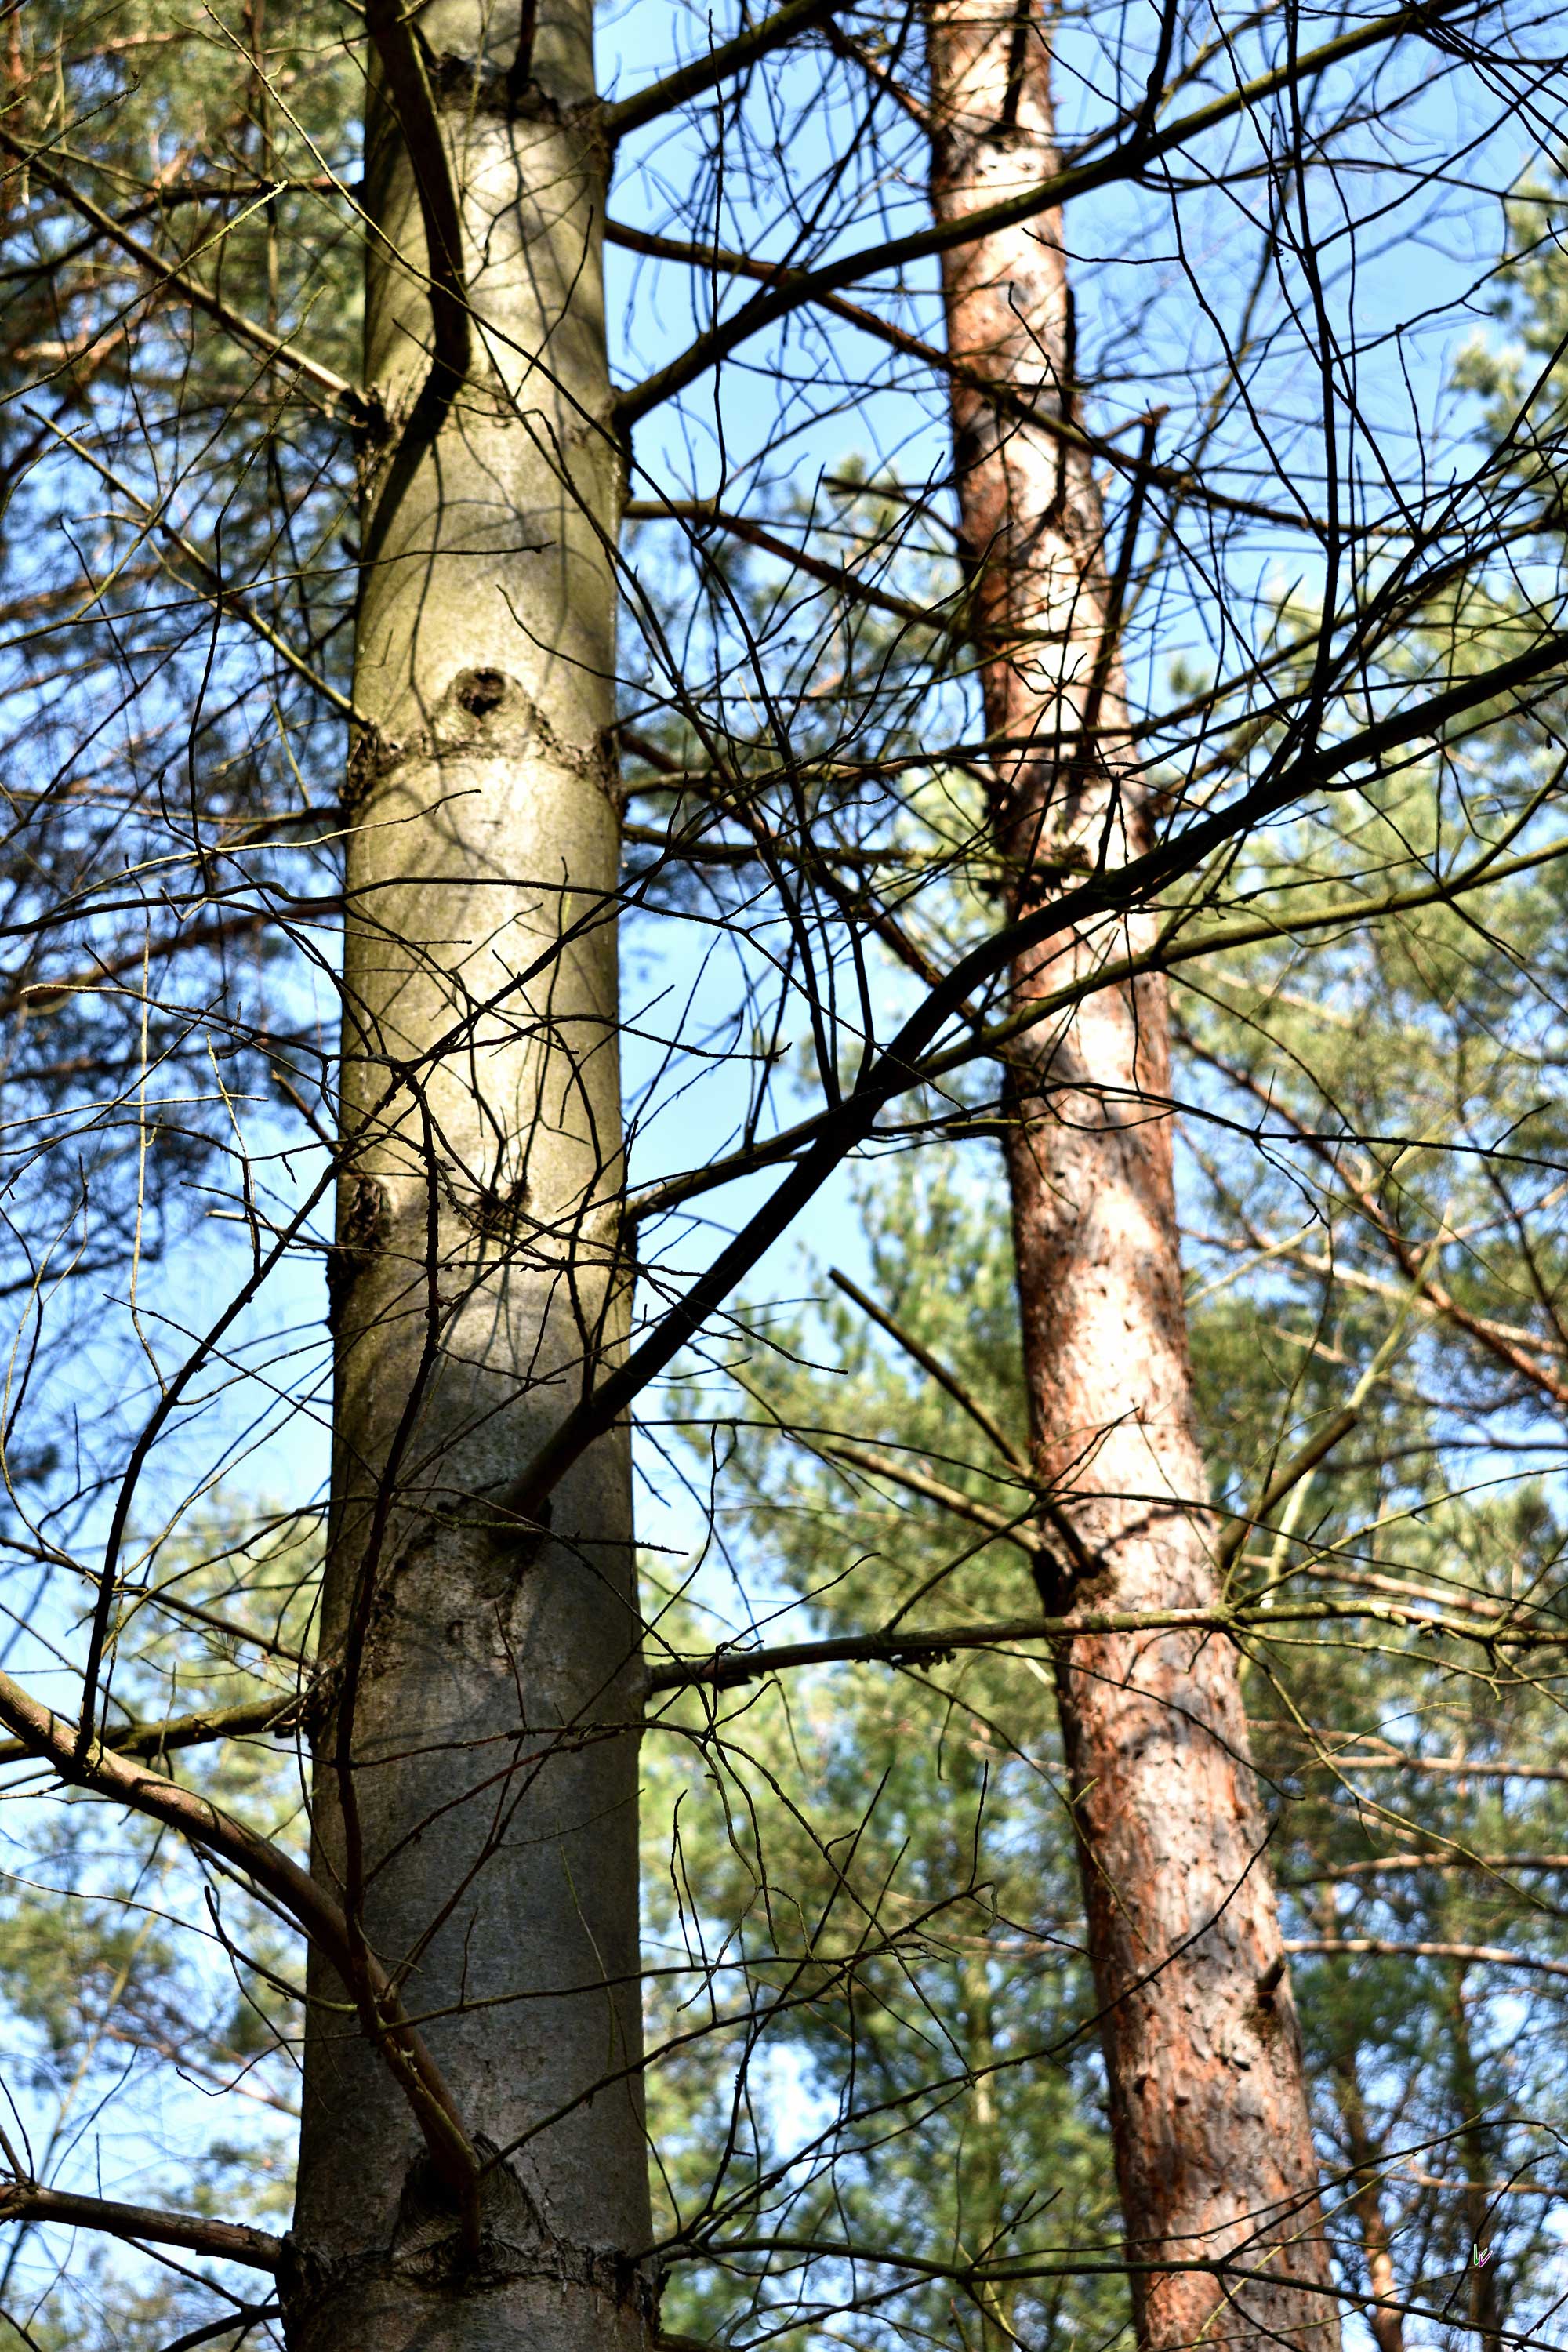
926,8 -> 1337,2345
287,7 -> 650,2347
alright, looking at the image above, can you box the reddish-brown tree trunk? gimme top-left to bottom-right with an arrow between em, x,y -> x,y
1334,2055 -> 1406,2352
1450,1972 -> 1505,2352
926,12 -> 1338,2348
1319,1896 -> 1404,2352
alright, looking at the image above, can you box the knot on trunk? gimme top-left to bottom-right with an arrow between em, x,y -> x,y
279,2136 -> 659,2340
391,2133 -> 542,2281
431,667 -> 539,759
455,667 -> 510,720
326,1175 -> 391,1335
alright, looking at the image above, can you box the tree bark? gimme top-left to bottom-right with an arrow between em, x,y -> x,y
1313,1895 -> 1403,2352
1450,1971 -> 1505,2352
925,10 -> 1337,2348
1330,2042 -> 1406,2352
286,7 -> 650,2349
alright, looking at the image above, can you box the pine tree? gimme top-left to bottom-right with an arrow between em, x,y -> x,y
1,5 -> 1566,2350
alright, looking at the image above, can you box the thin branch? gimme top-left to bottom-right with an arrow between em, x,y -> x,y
0,2180 -> 282,2273
612,220 -> 1308,533
0,1667 -> 481,2201
500,615 -> 1568,1523
828,1267 -> 1027,1472
1280,1563 -> 1512,1624
0,129 -> 369,423
0,1691 -> 300,1771
1,911 -> 272,1023
24,410 -> 363,720
158,2304 -> 281,2352
626,499 -> 964,635
622,819 -> 949,871
615,0 -> 1479,426
674,2233 -> 1537,2348
1286,1937 -> 1568,1982
1281,1748 -> 1568,1786
1298,1853 -> 1568,1881
1215,1408 -> 1359,1573
817,1438 -> 1044,1553
604,0 -> 853,142
627,811 -> 1568,1236
643,1592 -> 1568,1700
363,0 -> 470,388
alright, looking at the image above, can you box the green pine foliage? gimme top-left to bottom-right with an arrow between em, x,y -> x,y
646,1165 -> 1126,2352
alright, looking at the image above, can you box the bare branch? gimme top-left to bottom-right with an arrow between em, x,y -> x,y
615,0 -> 1479,426
604,0 -> 853,140
644,1592 -> 1568,1701
0,2181 -> 282,2274
1215,1410 -> 1360,1574
0,129 -> 369,423
363,0 -> 470,388
0,1691 -> 300,1771
0,1667 -> 481,2202
828,1267 -> 1028,1473
1286,1939 -> 1568,1983
817,1437 -> 1044,1552
502,616 -> 1568,1525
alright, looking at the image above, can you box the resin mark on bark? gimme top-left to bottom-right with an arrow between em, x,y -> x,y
343,721 -> 401,812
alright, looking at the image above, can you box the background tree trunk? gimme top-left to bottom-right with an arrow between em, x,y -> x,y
1316,1893 -> 1404,2352
287,6 -> 651,2347
1450,1971 -> 1505,2352
926,10 -> 1337,2347
1330,2044 -> 1405,2352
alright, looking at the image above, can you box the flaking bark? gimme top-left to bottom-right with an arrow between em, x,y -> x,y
926,7 -> 1338,2346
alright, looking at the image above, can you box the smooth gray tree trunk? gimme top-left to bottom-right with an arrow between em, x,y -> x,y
285,8 -> 651,2346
